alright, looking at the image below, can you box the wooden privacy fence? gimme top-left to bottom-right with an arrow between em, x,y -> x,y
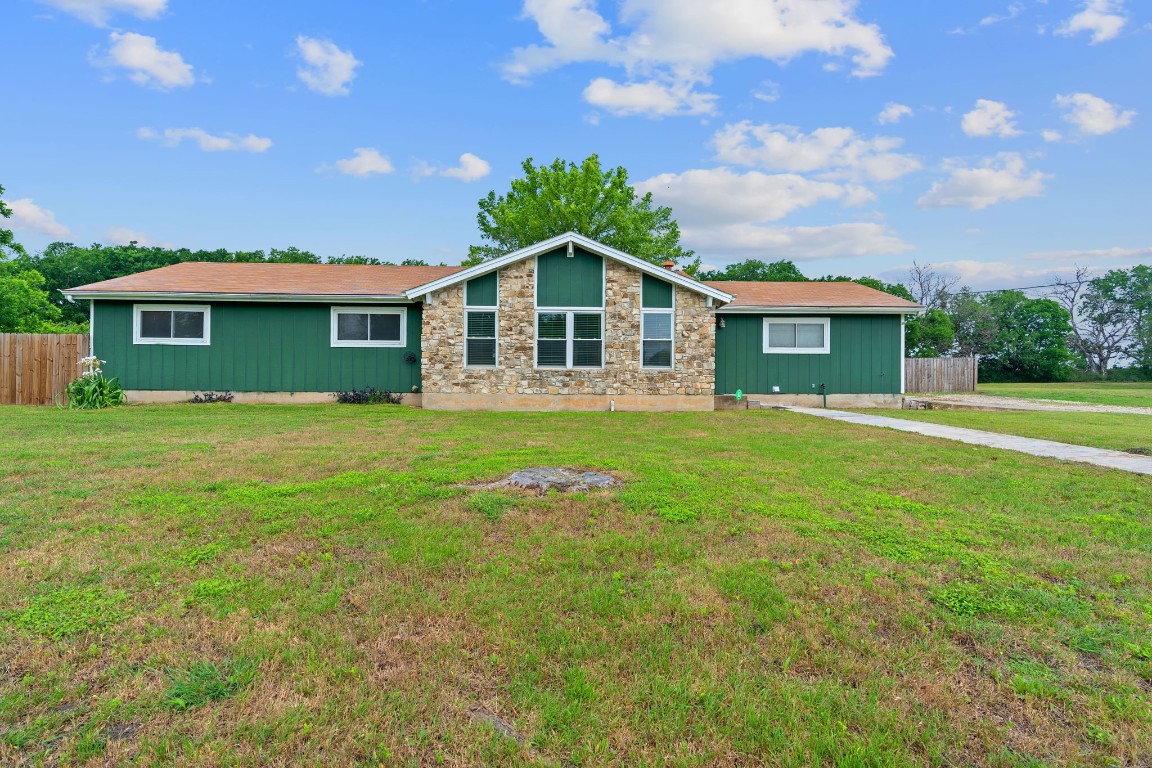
0,334 -> 91,405
905,356 -> 977,393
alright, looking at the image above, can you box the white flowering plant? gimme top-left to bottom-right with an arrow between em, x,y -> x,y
64,356 -> 124,409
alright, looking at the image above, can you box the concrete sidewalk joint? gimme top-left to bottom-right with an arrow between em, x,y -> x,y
782,406 -> 1152,477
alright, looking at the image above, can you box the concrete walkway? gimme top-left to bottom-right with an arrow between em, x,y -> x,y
783,406 -> 1152,477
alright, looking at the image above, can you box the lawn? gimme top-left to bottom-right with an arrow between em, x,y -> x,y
979,382 -> 1152,409
1,405 -> 1150,767
857,410 -> 1152,454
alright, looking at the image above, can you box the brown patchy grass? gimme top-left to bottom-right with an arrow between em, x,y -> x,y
0,403 -> 1150,766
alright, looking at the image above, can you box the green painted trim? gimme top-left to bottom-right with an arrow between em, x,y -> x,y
537,247 -> 604,308
466,272 -> 498,307
642,274 -> 674,309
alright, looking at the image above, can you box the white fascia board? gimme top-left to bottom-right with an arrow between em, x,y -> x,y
716,305 -> 924,316
60,291 -> 412,303
403,232 -> 734,303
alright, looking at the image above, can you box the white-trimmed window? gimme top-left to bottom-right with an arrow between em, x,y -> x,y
763,317 -> 830,354
465,311 -> 497,366
642,311 -> 673,368
331,307 -> 406,348
133,304 -> 210,345
536,311 -> 603,368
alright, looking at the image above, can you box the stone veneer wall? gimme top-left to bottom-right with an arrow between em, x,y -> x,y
421,258 -> 715,399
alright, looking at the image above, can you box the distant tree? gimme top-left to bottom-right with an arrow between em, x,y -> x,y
466,155 -> 695,269
697,259 -> 807,282
948,288 -> 999,358
0,261 -> 83,332
0,183 -> 25,259
905,261 -> 959,311
978,291 -> 1075,382
905,309 -> 955,358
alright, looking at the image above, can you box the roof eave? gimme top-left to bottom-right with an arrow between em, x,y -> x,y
403,232 -> 734,303
60,290 -> 413,303
716,304 -> 925,315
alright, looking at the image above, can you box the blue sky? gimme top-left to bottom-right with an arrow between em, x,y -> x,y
2,0 -> 1148,287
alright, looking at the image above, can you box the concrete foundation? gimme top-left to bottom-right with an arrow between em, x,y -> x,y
744,393 -> 904,409
123,390 -> 423,406
421,392 -> 714,412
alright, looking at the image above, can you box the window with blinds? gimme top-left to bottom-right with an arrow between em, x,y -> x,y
465,311 -> 497,366
536,311 -> 603,368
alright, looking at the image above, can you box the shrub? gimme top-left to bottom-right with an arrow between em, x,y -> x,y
191,391 -> 234,403
64,356 -> 124,409
333,387 -> 404,405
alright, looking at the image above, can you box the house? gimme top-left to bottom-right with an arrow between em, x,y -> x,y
61,233 -> 922,410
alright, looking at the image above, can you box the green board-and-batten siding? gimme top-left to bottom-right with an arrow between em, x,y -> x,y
92,301 -> 422,393
536,247 -> 604,307
641,274 -> 674,309
715,314 -> 902,395
465,272 -> 498,307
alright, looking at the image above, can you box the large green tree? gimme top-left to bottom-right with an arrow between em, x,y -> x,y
977,291 -> 1075,382
466,155 -> 694,268
697,259 -> 807,282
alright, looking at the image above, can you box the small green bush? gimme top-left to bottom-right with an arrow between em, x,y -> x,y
64,357 -> 124,409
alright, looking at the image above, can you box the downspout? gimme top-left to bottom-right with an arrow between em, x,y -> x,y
899,315 -> 906,396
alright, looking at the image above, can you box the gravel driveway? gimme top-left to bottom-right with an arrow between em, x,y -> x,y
905,394 -> 1152,416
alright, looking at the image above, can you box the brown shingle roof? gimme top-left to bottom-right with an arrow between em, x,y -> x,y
65,262 -> 466,297
706,281 -> 922,310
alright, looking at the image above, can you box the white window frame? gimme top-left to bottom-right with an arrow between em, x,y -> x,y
330,306 -> 407,348
641,309 -> 675,370
763,316 -> 831,355
534,309 -> 605,369
132,304 -> 211,346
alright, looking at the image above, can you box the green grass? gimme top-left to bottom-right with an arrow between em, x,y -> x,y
1,404 -> 1151,766
979,381 -> 1152,408
858,409 -> 1152,453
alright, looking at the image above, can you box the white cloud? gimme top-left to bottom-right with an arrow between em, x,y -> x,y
877,102 -> 913,125
1023,245 -> 1152,262
1057,0 -> 1127,43
295,36 -> 361,96
712,122 -> 922,183
752,80 -> 780,103
961,99 -> 1022,138
583,77 -> 717,117
94,32 -> 195,90
1041,129 -> 1063,142
684,222 -> 913,260
918,153 -> 1049,210
440,153 -> 492,182
980,3 -> 1023,27
105,227 -> 172,248
137,127 -> 272,153
322,148 -> 395,177
8,199 -> 71,238
36,0 -> 165,26
636,167 -> 849,226
503,0 -> 893,118
1055,92 -> 1135,135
